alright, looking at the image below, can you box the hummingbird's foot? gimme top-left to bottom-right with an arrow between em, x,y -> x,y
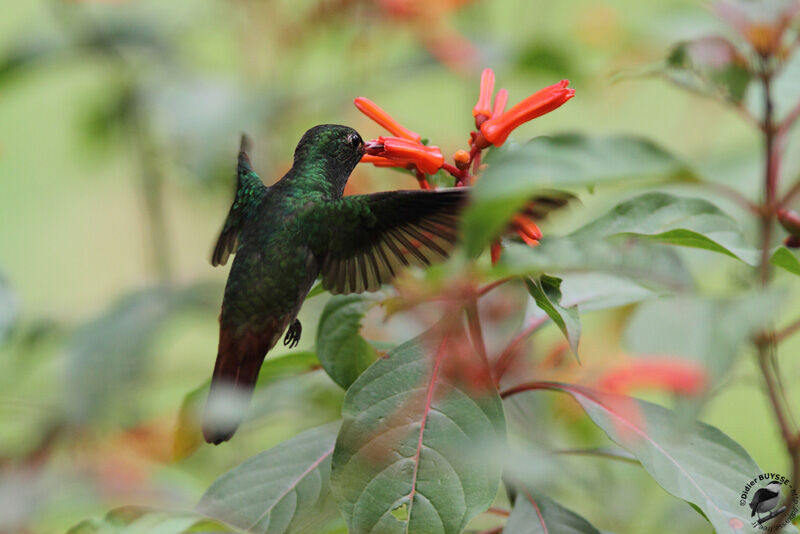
284,319 -> 302,348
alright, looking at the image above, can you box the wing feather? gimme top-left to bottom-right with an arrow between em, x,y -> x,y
319,188 -> 573,294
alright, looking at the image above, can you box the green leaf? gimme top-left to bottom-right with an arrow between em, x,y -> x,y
505,487 -> 601,534
67,506 -> 232,534
63,286 -> 174,422
463,134 -> 695,255
572,192 -> 759,264
525,276 -> 580,359
63,283 -> 217,423
663,38 -> 751,104
316,295 -> 379,390
624,293 -> 783,387
556,273 -> 661,312
198,423 -> 341,534
511,382 -> 795,533
770,246 -> 800,276
173,351 -> 319,461
0,271 -> 18,344
331,326 -> 506,534
496,238 -> 694,292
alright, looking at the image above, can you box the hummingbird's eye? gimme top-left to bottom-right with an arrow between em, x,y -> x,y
348,134 -> 363,149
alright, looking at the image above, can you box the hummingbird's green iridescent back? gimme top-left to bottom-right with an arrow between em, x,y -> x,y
202,125 -> 572,444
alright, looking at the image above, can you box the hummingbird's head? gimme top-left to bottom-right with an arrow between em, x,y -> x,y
293,124 -> 365,195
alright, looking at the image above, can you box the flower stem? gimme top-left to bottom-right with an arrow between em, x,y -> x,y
493,316 -> 549,385
755,67 -> 800,534
759,72 -> 776,286
465,299 -> 489,367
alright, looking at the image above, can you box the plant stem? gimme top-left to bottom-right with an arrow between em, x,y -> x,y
486,507 -> 510,517
774,315 -> 800,344
134,113 -> 173,284
756,67 -> 800,533
780,174 -> 800,208
493,316 -> 549,385
759,73 -> 776,286
699,181 -> 759,214
465,299 -> 489,367
478,277 -> 513,297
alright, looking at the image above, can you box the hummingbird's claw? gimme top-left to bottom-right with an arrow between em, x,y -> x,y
284,319 -> 302,348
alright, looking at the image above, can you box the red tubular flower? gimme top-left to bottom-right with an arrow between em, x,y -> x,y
490,214 -> 543,265
366,136 -> 444,175
354,97 -> 421,142
511,215 -> 542,246
480,80 -> 575,147
360,154 -> 406,168
491,88 -> 508,118
490,241 -> 502,264
472,68 -> 495,122
596,357 -> 707,396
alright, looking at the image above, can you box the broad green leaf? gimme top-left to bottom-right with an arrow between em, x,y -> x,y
198,423 -> 341,534
173,351 -> 319,461
463,133 -> 695,255
557,273 -> 661,312
510,382 -> 796,533
67,506 -> 231,534
63,283 -> 217,423
0,271 -> 18,344
662,37 -> 751,105
572,192 -> 759,264
63,286 -> 174,422
331,327 -> 505,534
525,276 -> 580,359
625,293 -> 783,386
496,238 -> 694,292
770,246 -> 800,276
505,487 -> 601,534
316,295 -> 378,389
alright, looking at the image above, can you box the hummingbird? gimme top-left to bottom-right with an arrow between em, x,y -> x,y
203,124 -> 571,444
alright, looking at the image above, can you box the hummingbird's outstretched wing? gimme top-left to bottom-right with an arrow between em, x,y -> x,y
318,188 -> 573,294
211,135 -> 268,266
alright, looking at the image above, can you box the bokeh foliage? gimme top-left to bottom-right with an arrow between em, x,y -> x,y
1,1 -> 800,533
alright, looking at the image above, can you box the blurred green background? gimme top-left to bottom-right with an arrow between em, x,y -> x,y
1,0 -> 798,532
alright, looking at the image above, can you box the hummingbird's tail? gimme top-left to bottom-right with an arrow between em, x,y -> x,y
202,324 -> 276,444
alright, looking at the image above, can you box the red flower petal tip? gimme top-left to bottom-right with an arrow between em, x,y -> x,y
472,68 -> 495,121
491,88 -> 508,118
480,80 -> 575,147
354,97 -> 421,142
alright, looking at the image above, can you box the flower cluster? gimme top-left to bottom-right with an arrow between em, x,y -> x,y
355,68 -> 574,261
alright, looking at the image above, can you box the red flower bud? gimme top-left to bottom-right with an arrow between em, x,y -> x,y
777,208 -> 800,237
453,149 -> 470,170
785,235 -> 800,248
369,136 -> 444,175
354,97 -> 422,142
490,241 -> 502,265
480,80 -> 575,147
512,214 -> 542,246
472,68 -> 495,123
